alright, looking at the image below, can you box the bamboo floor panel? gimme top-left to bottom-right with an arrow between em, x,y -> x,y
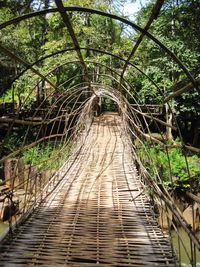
0,114 -> 175,266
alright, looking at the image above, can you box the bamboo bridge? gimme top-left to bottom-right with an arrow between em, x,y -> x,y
0,114 -> 176,266
0,0 -> 200,266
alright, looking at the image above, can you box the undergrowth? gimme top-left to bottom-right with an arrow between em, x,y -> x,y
138,143 -> 200,192
23,141 -> 72,171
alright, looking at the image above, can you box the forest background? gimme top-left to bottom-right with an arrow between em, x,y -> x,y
0,0 -> 200,192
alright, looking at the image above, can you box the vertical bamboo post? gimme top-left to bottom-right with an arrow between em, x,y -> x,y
18,158 -> 25,189
4,159 -> 12,188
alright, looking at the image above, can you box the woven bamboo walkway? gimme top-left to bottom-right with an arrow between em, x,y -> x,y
0,114 -> 175,266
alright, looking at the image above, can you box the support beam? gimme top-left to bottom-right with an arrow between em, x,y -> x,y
0,115 -> 66,125
54,0 -> 90,85
0,7 -> 197,90
8,47 -> 162,98
120,0 -> 164,82
164,77 -> 200,103
0,43 -> 57,91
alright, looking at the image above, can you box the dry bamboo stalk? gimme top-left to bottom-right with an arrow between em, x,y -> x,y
164,77 -> 200,102
185,191 -> 200,204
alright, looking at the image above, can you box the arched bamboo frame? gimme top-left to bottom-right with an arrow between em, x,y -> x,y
0,6 -> 198,97
0,3 -> 199,263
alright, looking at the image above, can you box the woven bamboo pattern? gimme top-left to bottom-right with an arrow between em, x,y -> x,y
0,114 -> 175,266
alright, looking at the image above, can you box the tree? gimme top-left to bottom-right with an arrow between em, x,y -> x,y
131,0 -> 200,141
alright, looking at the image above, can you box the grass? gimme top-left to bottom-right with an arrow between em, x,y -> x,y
23,140 -> 73,171
138,143 -> 200,191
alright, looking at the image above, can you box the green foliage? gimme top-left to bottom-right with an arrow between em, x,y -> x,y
23,141 -> 72,171
0,89 -> 14,103
0,7 -> 14,24
0,0 -> 199,110
132,0 -> 200,110
0,0 -> 200,191
3,132 -> 24,152
175,89 -> 200,115
138,144 -> 200,191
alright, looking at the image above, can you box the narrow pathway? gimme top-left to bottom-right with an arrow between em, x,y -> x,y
0,114 -> 175,266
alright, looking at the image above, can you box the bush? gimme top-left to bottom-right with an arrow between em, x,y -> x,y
138,144 -> 200,191
23,141 -> 72,171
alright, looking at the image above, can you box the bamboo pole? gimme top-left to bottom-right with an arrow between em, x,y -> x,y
164,77 -> 200,103
185,192 -> 200,204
